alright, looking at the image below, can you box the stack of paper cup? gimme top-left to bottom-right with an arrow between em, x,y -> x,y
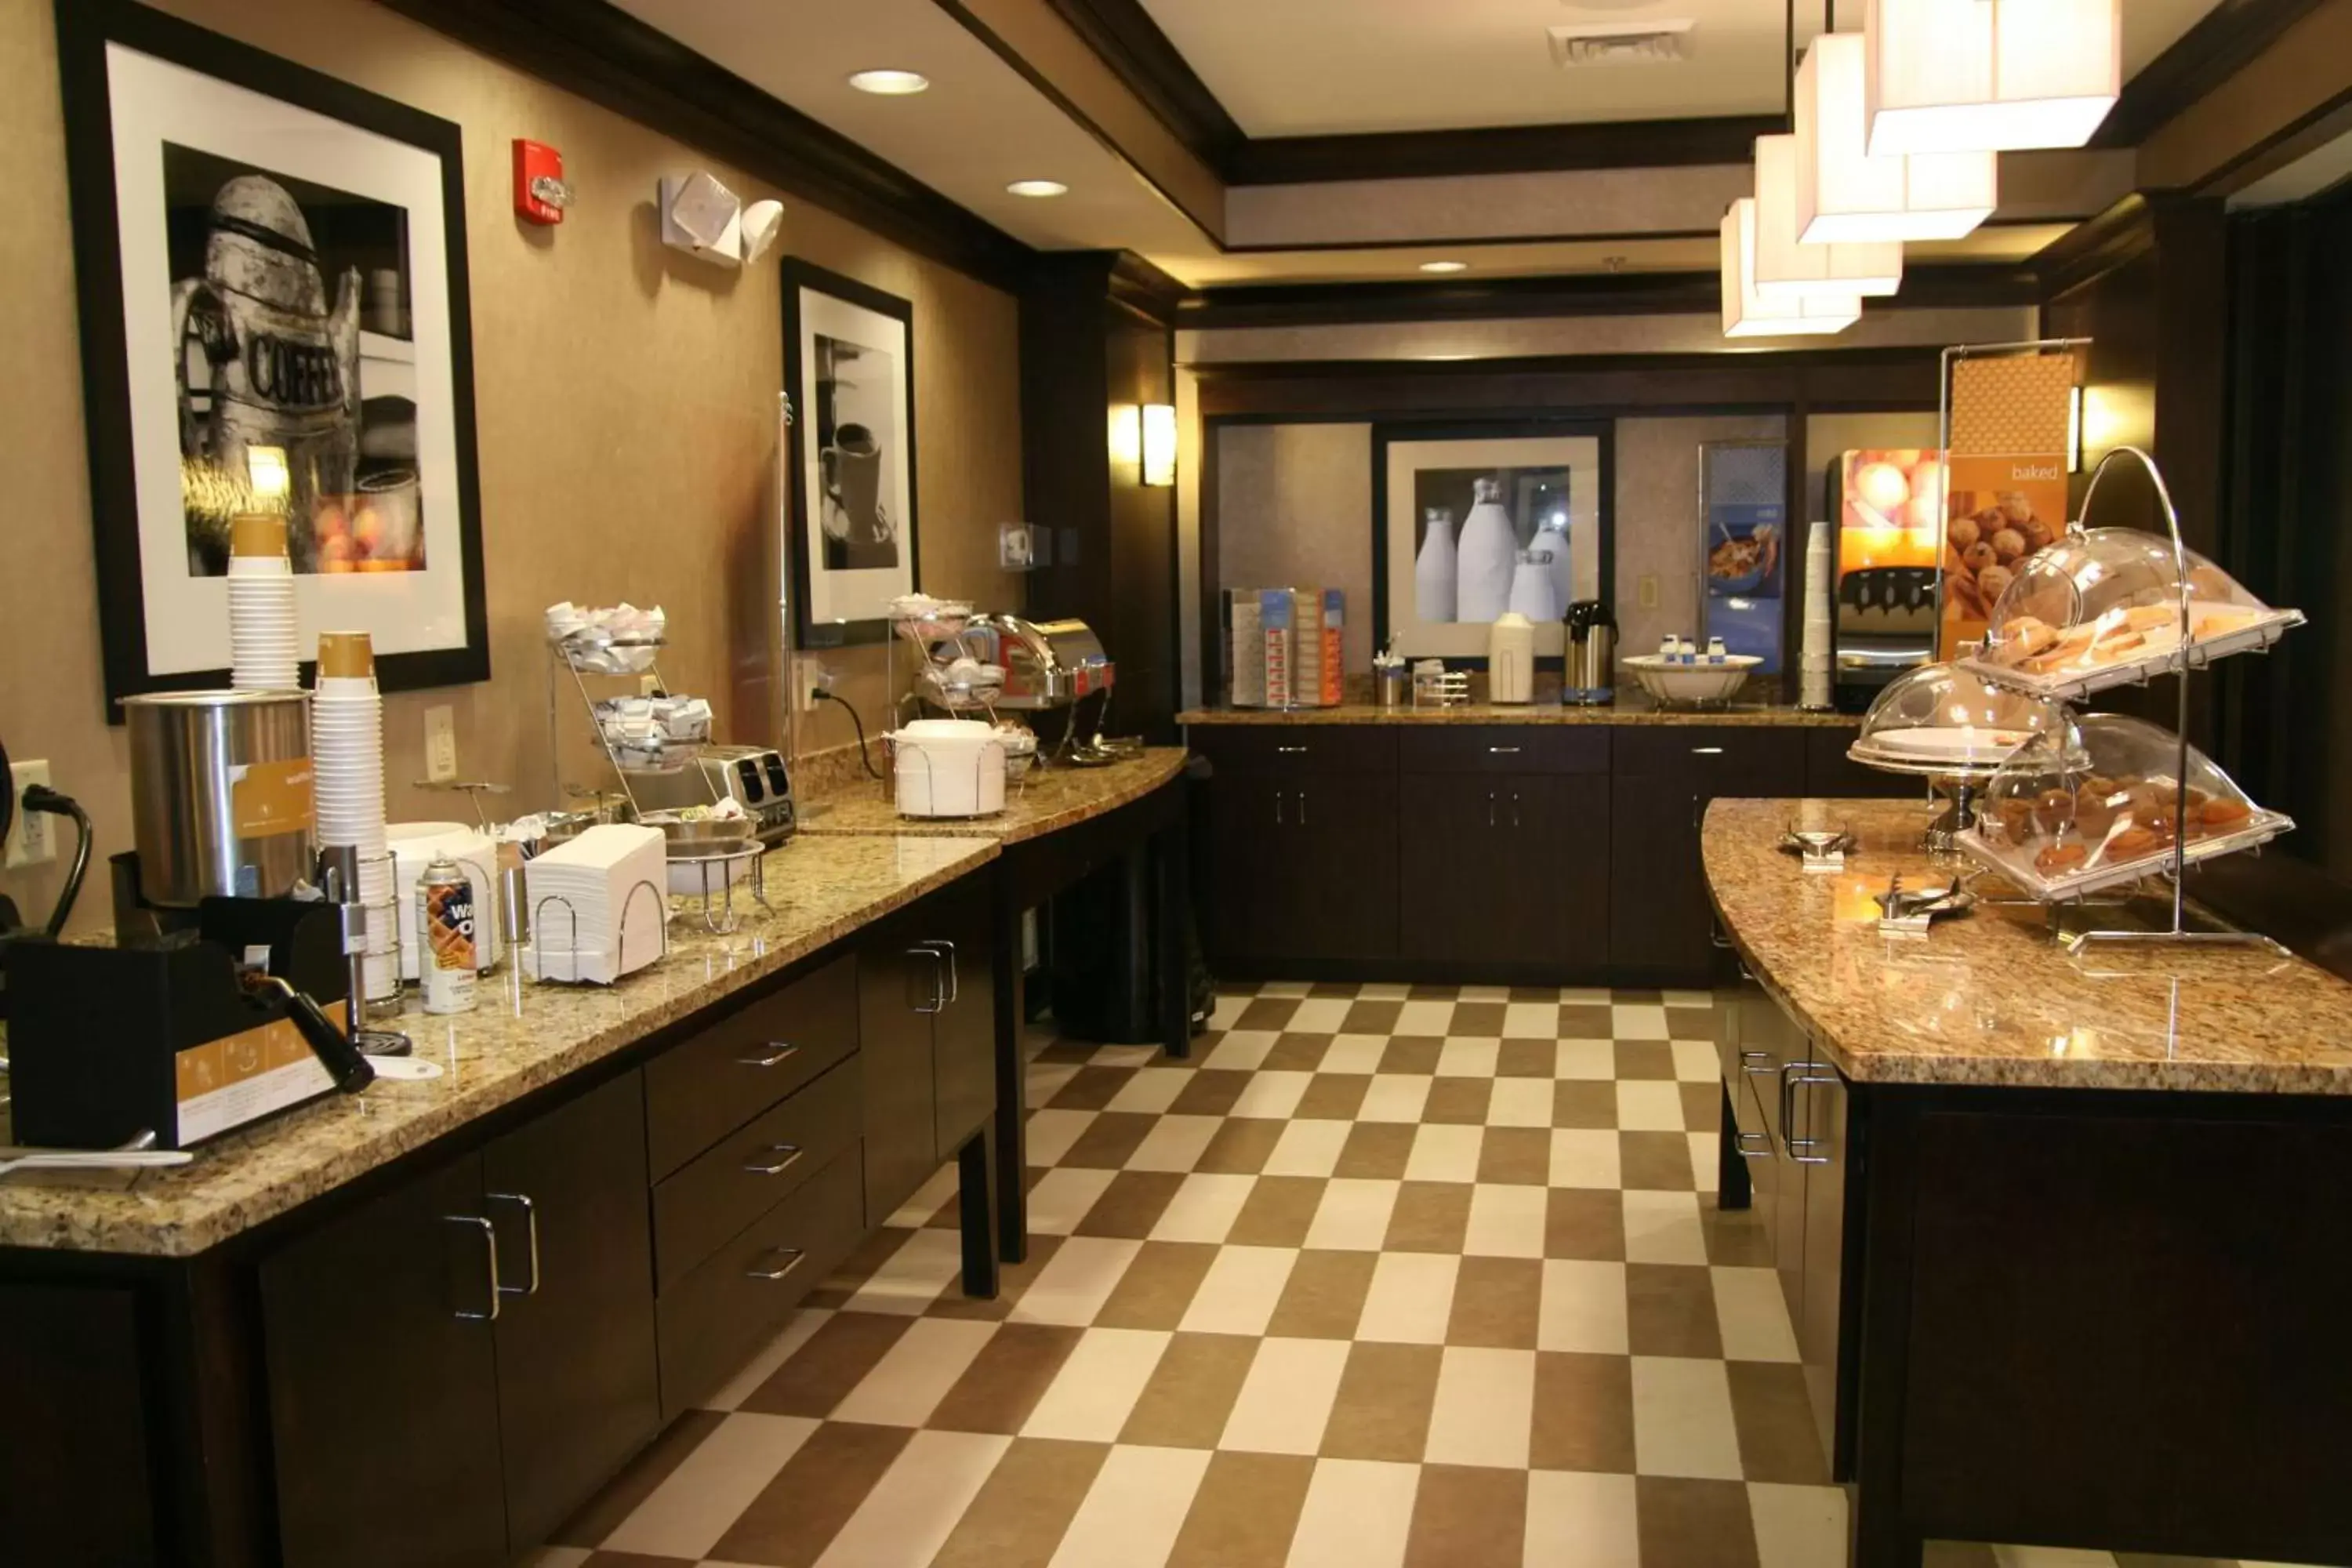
312,631 -> 397,1008
227,514 -> 300,690
1801,521 -> 1836,710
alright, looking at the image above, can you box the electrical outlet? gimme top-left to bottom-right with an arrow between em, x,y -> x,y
639,673 -> 661,697
1638,573 -> 1661,609
423,706 -> 458,784
796,656 -> 834,712
5,759 -> 54,869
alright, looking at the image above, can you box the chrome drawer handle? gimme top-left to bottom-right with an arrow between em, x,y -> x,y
746,1247 -> 806,1282
1692,746 -> 1726,755
1740,1050 -> 1776,1076
443,1214 -> 499,1321
1276,744 -> 1310,754
739,1043 -> 799,1068
1487,745 -> 1523,755
1734,1129 -> 1772,1160
745,1143 -> 804,1177
485,1192 -> 541,1297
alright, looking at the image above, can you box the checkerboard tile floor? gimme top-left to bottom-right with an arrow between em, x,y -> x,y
524,983 -> 2273,1568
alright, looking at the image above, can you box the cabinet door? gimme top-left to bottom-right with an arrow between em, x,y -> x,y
1795,1065 -> 1850,1472
860,928 -> 940,1224
925,877 -> 999,1157
485,1071 -> 661,1552
1283,775 -> 1400,963
1399,774 -> 1605,971
1204,773 -> 1282,962
262,1152 -> 509,1568
1609,780 -> 1709,980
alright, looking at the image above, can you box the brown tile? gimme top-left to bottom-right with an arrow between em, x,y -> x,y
1530,1351 -> 1637,1473
1615,1041 -> 1678,1080
1508,984 -> 1559,1002
1094,1240 -> 1219,1330
2110,1555 -> 2242,1568
1621,1131 -> 1699,1192
1558,1003 -> 1614,1038
1408,982 -> 1457,999
1477,1126 -> 1553,1185
1321,1341 -> 1444,1463
1496,1039 -> 1557,1077
1546,1188 -> 1628,1261
927,1233 -> 1069,1322
583,1554 -> 699,1568
927,1436 -> 1109,1568
1227,1174 -> 1328,1247
1554,1080 -> 1619,1130
1682,1080 -> 1723,1132
1378,1036 -> 1443,1075
806,1224 -> 920,1308
1385,1181 -> 1473,1253
1060,1111 -> 1159,1170
1193,1117 -> 1287,1175
1727,1360 -> 1829,1485
929,1323 -> 1085,1434
1033,1040 -> 1099,1065
1423,1076 -> 1494,1125
1449,1001 -> 1507,1037
1923,1545 -> 2003,1568
1665,1003 -> 1716,1038
1265,1249 -> 1377,1339
1635,1476 -> 1762,1568
1262,1033 -> 1336,1071
1166,1450 -> 1318,1568
1342,999 -> 1403,1033
1073,1171 -> 1186,1239
1235,997 -> 1301,1031
549,1408 -> 724,1546
1120,1332 -> 1260,1448
1403,1464 -> 1529,1567
1169,1069 -> 1254,1117
710,1420 -> 916,1566
1308,980 -> 1359,998
1047,1065 -> 1138,1109
1446,1256 -> 1543,1348
739,1312 -> 911,1417
1294,1073 -> 1371,1120
1626,1263 -> 1724,1359
1617,987 -> 1664,1003
1335,1122 -> 1418,1179
1702,1205 -> 1776,1267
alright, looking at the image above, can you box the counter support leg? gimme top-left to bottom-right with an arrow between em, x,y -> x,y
1717,1082 -> 1752,1210
956,1127 -> 1000,1300
1156,812 -> 1191,1060
1852,1488 -> 1923,1568
991,869 -> 1029,1265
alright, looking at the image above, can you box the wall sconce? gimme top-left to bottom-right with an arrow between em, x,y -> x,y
2067,385 -> 2084,474
1142,403 -> 1177,488
1108,404 -> 1142,469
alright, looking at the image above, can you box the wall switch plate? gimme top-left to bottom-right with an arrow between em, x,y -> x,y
1639,573 -> 1661,608
5,759 -> 53,869
999,522 -> 1036,572
423,706 -> 458,784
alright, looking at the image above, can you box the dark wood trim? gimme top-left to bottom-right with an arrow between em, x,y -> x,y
1229,115 -> 1784,187
377,0 -> 1034,290
1040,0 -> 1243,169
2033,194 -> 2160,299
2092,0 -> 2332,148
1109,251 -> 1189,325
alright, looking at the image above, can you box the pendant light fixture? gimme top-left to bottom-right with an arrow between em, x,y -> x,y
1753,133 -> 1903,299
1797,31 -> 1996,243
1720,200 -> 1861,339
1864,0 -> 2122,157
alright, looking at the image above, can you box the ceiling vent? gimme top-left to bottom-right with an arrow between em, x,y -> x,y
1548,19 -> 1695,67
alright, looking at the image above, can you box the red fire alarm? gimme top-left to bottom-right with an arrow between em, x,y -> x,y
513,140 -> 571,224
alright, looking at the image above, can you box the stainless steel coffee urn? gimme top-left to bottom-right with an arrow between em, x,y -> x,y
1563,601 -> 1617,706
120,690 -> 316,906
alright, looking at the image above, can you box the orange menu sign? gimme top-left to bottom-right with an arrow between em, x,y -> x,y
1941,354 -> 2077,659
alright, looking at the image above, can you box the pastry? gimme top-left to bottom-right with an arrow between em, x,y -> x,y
1998,493 -> 2036,526
2201,797 -> 2252,828
2111,826 -> 2168,858
1948,516 -> 1981,551
1977,564 -> 2015,605
2003,617 -> 2060,658
1995,797 -> 2039,843
1962,541 -> 1998,575
2033,788 -> 2076,836
2074,785 -> 2118,840
1991,528 -> 2027,563
2021,518 -> 2055,554
2036,841 -> 2087,875
2123,604 -> 2179,633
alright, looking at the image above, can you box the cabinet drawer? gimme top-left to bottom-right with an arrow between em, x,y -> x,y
655,1145 -> 864,1419
1397,725 -> 1609,775
645,956 -> 858,1179
1189,724 -> 1396,777
1612,724 -> 1808,790
653,1057 -> 861,1294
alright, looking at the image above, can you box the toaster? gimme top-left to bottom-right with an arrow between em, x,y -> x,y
629,744 -> 795,842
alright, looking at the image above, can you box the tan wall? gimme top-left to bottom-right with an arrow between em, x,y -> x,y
1214,424 -> 1377,684
1613,416 -> 1790,663
0,0 -> 1021,935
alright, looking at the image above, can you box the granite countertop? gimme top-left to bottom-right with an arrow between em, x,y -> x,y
1704,797 -> 2352,1094
0,834 -> 998,1257
1179,702 -> 1858,728
795,746 -> 1188,843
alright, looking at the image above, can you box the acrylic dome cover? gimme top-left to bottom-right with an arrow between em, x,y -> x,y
1848,662 -> 2074,776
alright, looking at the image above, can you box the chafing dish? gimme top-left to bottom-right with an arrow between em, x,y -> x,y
961,615 -> 1114,710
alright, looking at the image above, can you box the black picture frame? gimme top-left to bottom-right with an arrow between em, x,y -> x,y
56,0 -> 489,717
779,258 -> 920,648
1370,418 -> 1617,666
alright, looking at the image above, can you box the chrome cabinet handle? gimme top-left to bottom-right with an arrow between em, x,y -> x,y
1780,1060 -> 1836,1165
485,1192 -> 540,1297
909,945 -> 948,1014
1740,1048 -> 1776,1077
1487,791 -> 1497,828
1691,746 -> 1726,756
1274,789 -> 1285,827
1733,1129 -> 1772,1160
1510,791 -> 1521,829
1276,744 -> 1310,754
1487,745 -> 1523,755
746,1247 -> 806,1282
922,938 -> 960,1005
744,1143 -> 804,1177
1708,918 -> 1734,950
739,1042 -> 799,1069
1298,788 -> 1308,826
444,1214 -> 499,1321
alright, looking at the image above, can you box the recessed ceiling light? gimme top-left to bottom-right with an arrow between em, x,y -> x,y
1419,260 -> 1468,274
1007,180 -> 1069,198
848,69 -> 929,96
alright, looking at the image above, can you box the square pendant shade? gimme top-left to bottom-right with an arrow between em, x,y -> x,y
1797,32 -> 1997,244
1721,200 -> 1861,339
1752,135 -> 1902,299
1865,0 -> 2121,157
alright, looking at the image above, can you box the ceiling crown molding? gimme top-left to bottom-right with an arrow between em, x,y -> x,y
1040,0 -> 1243,167
2092,0 -> 2330,148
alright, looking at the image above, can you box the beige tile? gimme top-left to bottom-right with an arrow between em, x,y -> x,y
1545,1188 -> 1628,1261
1531,1350 -> 1638,1474
1263,1119 -> 1353,1177
1713,1266 -> 1801,1363
1385,1181 -> 1474,1252
1106,1067 -> 1193,1115
1627,1264 -> 1725,1359
830,1318 -> 1000,1427
1125,1115 -> 1225,1174
551,1407 -> 726,1547
1465,1183 -> 1549,1258
1539,1259 -> 1631,1355
1672,1038 -> 1722,1081
1555,1039 -> 1619,1080
1622,1130 -> 1700,1192
1230,1069 -> 1313,1120
1748,1483 -> 1847,1568
1009,1237 -> 1143,1327
1149,1173 -> 1258,1244
841,1227 -> 967,1316
1524,1468 -> 1641,1567
1322,1341 -> 1445,1463
1024,1109 -> 1099,1169
742,1314 -> 912,1418
1305,1178 -> 1403,1251
1623,1189 -> 1710,1265
1094,1241 -> 1219,1331
811,1428 -> 1011,1568
1448,1256 -> 1545,1349
1047,1443 -> 1210,1568
1022,1327 -> 1173,1442
1320,1033 -> 1392,1073
602,1411 -> 818,1559
1094,1044 -> 1167,1069
1207,994 -> 1250,1031
1551,1129 -> 1624,1189
1726,1362 -> 1829,1486
1501,1001 -> 1562,1039
1201,1029 -> 1279,1072
1632,1356 -> 1745,1481
1287,1458 -> 1421,1568
1485,1078 -> 1555,1128
1437,1038 -> 1501,1077
1690,1130 -> 1723,1194
1284,997 -> 1354,1033
1359,1074 -> 1435,1123
1617,1080 -> 1689,1131
1335,1122 -> 1420,1179
1228,1174 -> 1329,1248
1073,1172 -> 1187,1240
1406,1123 -> 1486,1183
928,1437 -> 1109,1568
1178,1244 -> 1298,1337
1635,1476 -> 1763,1568
1218,1336 -> 1352,1455
1120,1332 -> 1261,1448
1993,1550 -> 2122,1567
931,1323 -> 1086,1436
1405,1464 -> 1530,1567
703,1418 -> 906,1566
1165,1450 -> 1319,1568
1477,1127 -> 1554,1186
1193,1118 -> 1287,1176
706,1308 -> 832,1412
1425,1346 -> 1537,1468
1358,1250 -> 1461,1345
1614,1003 -> 1671,1040
888,1162 -> 965,1228
1266,1248 -> 1378,1340
1026,1168 -> 1119,1236
1396,1000 -> 1457,1035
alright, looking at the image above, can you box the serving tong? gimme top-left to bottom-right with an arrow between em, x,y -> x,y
0,1130 -> 193,1180
1875,874 -> 1976,937
1779,824 -> 1856,873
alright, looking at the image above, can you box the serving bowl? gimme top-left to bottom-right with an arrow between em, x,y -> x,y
1623,654 -> 1760,707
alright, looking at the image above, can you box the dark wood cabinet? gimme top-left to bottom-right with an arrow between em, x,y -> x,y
927,877 -> 999,1160
1201,761 -> 1399,968
859,880 -> 1001,1226
1399,771 -> 1608,971
1804,726 -> 1921,800
1794,1062 -> 1851,1469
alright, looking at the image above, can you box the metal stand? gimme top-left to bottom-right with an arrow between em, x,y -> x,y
525,877 -> 671,983
549,635 -> 721,821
